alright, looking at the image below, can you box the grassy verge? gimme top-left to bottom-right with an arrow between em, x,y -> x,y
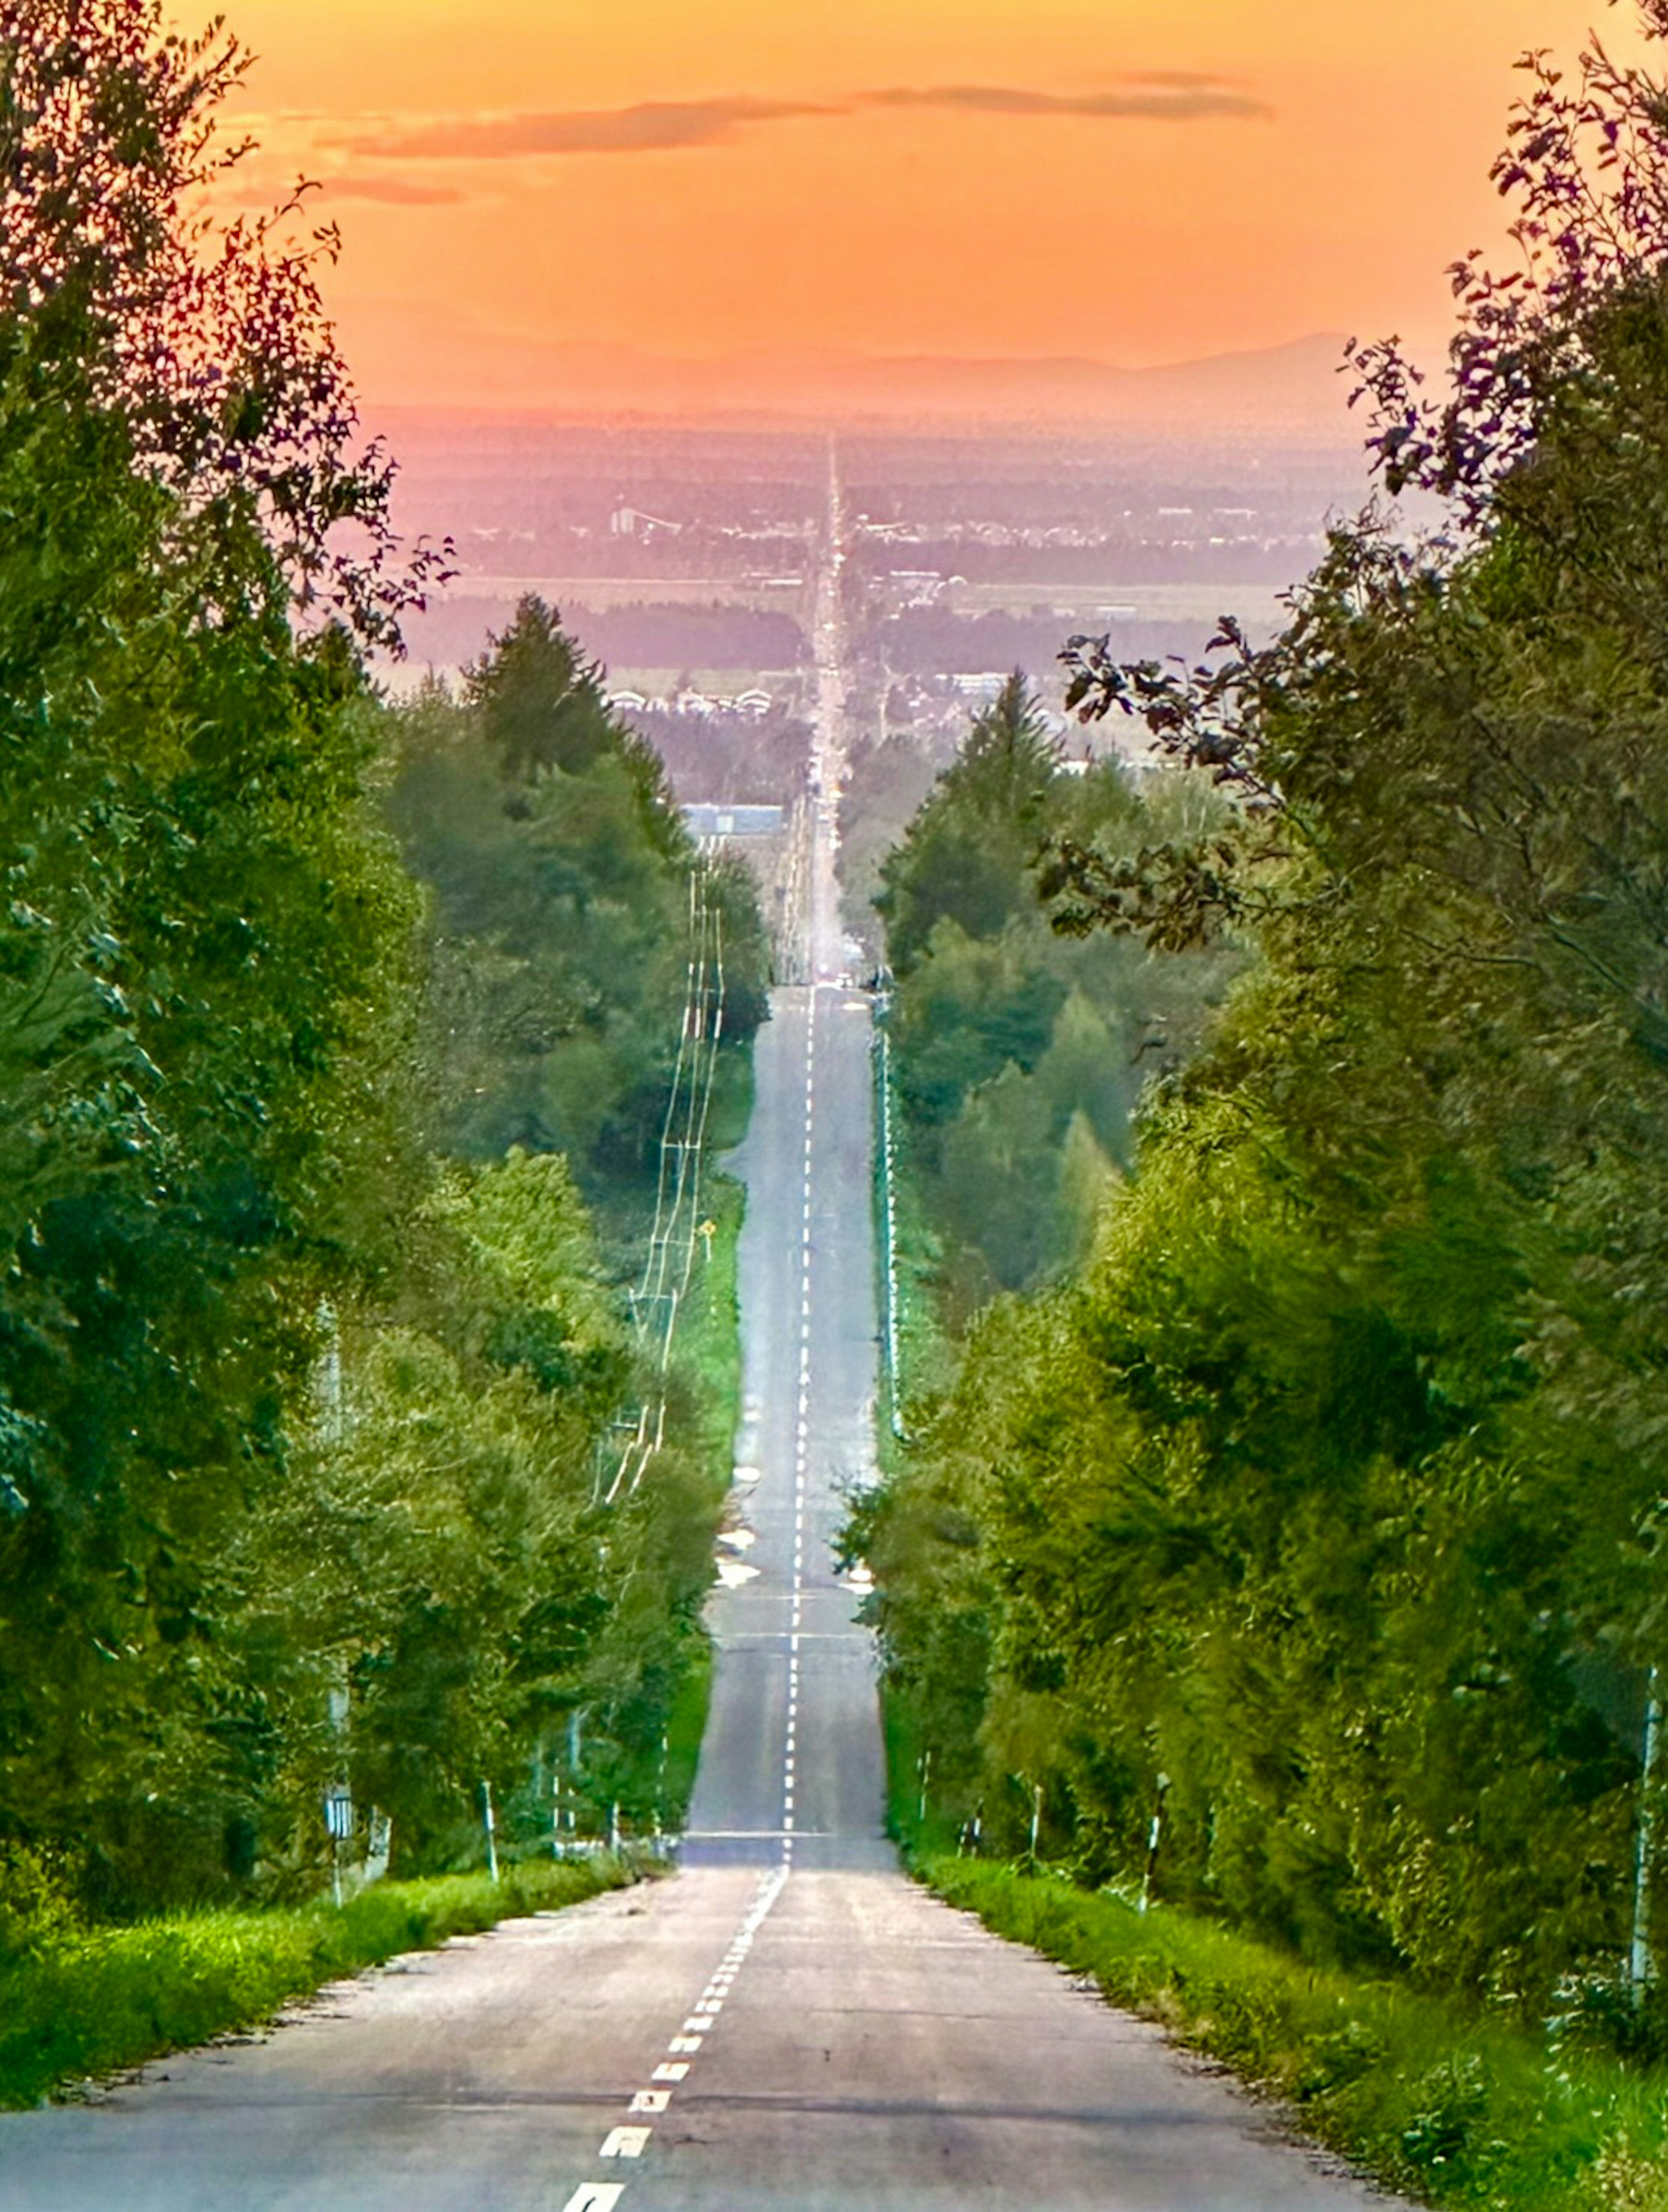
674,1168 -> 745,1493
638,1134 -> 745,1834
917,1854 -> 1668,2211
705,1045 -> 756,1156
871,1022 -> 956,1463
881,1673 -> 964,1861
0,1853 -> 643,2111
659,1635 -> 714,1830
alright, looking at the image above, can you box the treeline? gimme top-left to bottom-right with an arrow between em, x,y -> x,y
399,596 -> 808,678
624,700 -> 811,809
857,15 -> 1668,2036
564,601 -> 807,675
875,609 -> 1252,679
0,6 -> 767,1921
875,679 -> 1236,1315
387,596 -> 768,1218
845,538 -> 1331,586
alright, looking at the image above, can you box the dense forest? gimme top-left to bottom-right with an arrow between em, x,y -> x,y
854,11 -> 1668,2037
0,4 -> 768,1920
873,677 -> 1237,1316
399,597 -> 809,684
875,608 -> 1232,680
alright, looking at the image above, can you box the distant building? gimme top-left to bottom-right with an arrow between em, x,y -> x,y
682,803 -> 785,840
609,502 -> 682,539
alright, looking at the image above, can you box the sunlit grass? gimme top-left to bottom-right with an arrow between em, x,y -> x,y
660,1636 -> 714,1829
673,1168 -> 746,1481
922,1857 -> 1668,2212
0,1855 -> 642,2111
877,1669 -> 1668,2209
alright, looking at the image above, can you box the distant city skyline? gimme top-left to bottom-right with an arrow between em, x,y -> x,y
221,0 -> 1650,417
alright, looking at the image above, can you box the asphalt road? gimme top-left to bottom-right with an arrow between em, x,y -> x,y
0,976 -> 1404,2212
684,983 -> 890,1876
0,464 -> 1409,2211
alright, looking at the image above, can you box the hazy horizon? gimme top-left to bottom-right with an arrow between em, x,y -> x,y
221,0 -> 1642,417
356,328 -> 1364,439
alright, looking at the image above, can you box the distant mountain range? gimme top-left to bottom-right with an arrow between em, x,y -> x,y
359,329 -> 1362,437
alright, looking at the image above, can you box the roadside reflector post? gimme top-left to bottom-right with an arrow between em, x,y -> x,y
323,1785 -> 353,1908
1138,1772 -> 1171,1915
1632,1669 -> 1661,2003
481,1777 -> 500,1882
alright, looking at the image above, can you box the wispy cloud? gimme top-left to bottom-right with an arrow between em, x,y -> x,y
324,174 -> 470,205
337,75 -> 1270,167
860,81 -> 1272,123
348,96 -> 837,160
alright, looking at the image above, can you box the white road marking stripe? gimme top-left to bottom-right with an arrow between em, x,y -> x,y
669,2034 -> 704,2053
630,2088 -> 671,2114
652,2061 -> 689,2083
561,2187 -> 626,2212
600,2126 -> 651,2159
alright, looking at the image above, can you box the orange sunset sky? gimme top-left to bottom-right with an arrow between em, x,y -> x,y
219,0 -> 1650,413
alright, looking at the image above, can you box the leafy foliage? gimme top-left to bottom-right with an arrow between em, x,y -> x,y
0,10 -> 765,1924
875,674 -> 1238,1308
387,599 -> 769,1210
860,2 -> 1668,2037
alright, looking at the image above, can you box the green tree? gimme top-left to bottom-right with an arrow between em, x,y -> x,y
387,603 -> 768,1206
862,3 -> 1668,2023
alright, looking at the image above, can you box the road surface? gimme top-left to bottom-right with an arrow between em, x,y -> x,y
0,450 -> 1406,2212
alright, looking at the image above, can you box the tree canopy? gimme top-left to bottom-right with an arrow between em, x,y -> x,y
0,8 -> 766,1917
858,4 -> 1668,2033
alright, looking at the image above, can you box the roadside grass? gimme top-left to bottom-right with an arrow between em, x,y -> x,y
871,1027 -> 956,1464
673,1168 -> 746,1495
877,1676 -> 1668,2211
0,1067 -> 758,2111
639,1150 -> 745,1836
880,1673 -> 963,1861
0,1854 -> 642,2112
915,1855 -> 1668,2211
705,1047 -> 755,1156
660,1635 -> 713,1829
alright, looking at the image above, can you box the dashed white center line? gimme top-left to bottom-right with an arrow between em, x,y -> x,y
566,995 -> 818,2203
599,2128 -> 651,2160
